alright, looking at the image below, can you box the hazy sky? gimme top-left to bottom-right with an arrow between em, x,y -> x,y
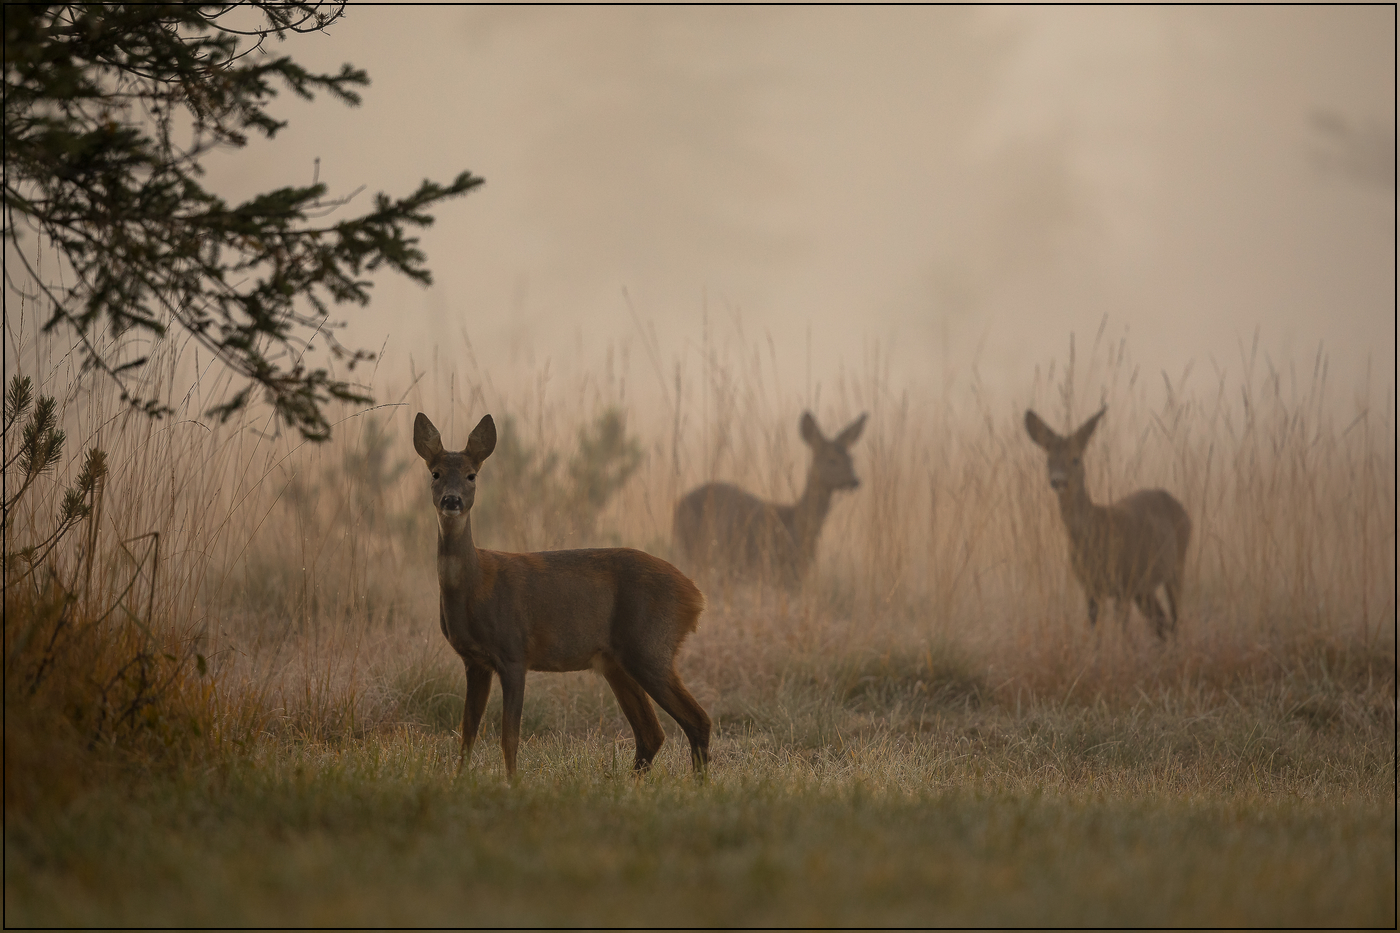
205,5 -> 1393,415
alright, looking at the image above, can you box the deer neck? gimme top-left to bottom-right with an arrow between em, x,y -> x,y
437,513 -> 483,600
788,469 -> 836,552
1055,478 -> 1108,549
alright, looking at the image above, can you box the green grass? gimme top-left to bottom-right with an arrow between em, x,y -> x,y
6,663 -> 1393,928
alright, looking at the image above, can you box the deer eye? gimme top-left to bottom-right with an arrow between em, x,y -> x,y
467,473 -> 477,482
432,471 -> 440,480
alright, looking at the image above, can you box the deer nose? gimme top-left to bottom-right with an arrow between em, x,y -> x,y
440,495 -> 464,513
1049,476 -> 1067,491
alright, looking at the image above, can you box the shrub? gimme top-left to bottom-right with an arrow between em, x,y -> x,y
3,376 -> 210,814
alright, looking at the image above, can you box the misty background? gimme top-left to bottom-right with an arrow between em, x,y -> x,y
164,6 -> 1398,419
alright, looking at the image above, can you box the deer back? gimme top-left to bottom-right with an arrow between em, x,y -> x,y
1100,489 -> 1191,593
458,547 -> 703,674
673,410 -> 866,585
674,482 -> 801,578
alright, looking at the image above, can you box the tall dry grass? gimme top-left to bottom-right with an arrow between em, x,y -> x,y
4,299 -> 1394,804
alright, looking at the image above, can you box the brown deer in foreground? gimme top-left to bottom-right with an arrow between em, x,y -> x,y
673,411 -> 867,589
414,412 -> 710,778
1024,407 -> 1191,641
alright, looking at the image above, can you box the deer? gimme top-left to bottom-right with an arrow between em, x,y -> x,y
413,412 -> 711,779
673,411 -> 867,589
1024,407 -> 1191,641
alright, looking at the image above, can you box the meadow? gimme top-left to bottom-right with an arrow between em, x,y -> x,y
4,319 -> 1395,927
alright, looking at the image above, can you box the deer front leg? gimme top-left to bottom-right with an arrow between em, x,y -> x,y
1086,595 -> 1099,629
498,663 -> 527,780
458,661 -> 493,775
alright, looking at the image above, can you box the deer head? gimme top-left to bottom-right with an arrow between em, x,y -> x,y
1024,407 -> 1105,493
414,412 -> 497,522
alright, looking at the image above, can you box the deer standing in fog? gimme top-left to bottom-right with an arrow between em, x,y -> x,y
673,411 -> 867,589
414,412 -> 710,778
1024,407 -> 1191,641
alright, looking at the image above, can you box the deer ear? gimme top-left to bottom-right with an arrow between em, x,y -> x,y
414,413 -> 444,461
1071,407 -> 1106,450
799,411 -> 822,446
835,412 -> 867,447
467,414 -> 497,463
1024,410 -> 1058,449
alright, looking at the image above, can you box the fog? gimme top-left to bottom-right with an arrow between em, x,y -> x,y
193,6 -> 1397,414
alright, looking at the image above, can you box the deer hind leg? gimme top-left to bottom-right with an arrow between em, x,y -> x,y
628,662 -> 711,773
458,661 -> 493,775
597,654 -> 666,773
1116,597 -> 1133,634
1134,592 -> 1170,641
1163,578 -> 1181,637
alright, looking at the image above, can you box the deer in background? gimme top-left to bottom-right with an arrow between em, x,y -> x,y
1024,407 -> 1191,641
414,412 -> 710,778
673,411 -> 867,589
